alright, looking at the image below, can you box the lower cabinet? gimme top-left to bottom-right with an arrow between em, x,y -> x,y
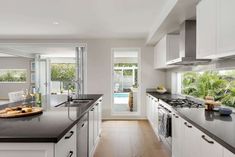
89,98 -> 102,157
55,125 -> 77,157
146,94 -> 159,136
172,112 -> 234,157
0,143 -> 54,157
77,114 -> 88,157
172,113 -> 183,157
224,149 -> 235,157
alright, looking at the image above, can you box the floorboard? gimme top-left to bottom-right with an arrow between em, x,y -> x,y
94,120 -> 171,157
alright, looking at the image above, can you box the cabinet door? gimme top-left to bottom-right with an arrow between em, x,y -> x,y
146,95 -> 151,121
217,0 -> 235,56
89,107 -> 95,156
182,121 -> 201,157
97,99 -> 102,135
172,113 -> 183,157
154,36 -> 167,69
77,117 -> 88,157
224,148 -> 235,157
94,104 -> 98,144
196,0 -> 217,59
199,133 -> 223,157
55,126 -> 77,157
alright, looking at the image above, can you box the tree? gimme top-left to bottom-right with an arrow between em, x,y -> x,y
51,64 -> 76,93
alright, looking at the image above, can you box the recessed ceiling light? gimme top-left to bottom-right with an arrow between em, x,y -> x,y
53,22 -> 59,25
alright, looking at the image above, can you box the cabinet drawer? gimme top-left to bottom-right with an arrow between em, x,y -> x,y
55,125 -> 77,157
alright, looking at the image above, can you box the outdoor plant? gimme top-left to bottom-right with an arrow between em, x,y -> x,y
182,70 -> 235,108
51,63 -> 76,93
0,70 -> 26,82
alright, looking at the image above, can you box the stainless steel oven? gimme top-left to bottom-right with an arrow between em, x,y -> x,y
158,103 -> 172,150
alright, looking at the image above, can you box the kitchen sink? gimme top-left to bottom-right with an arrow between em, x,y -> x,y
57,99 -> 93,107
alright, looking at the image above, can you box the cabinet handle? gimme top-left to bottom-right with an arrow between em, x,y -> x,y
201,135 -> 214,144
184,122 -> 192,128
82,123 -> 85,127
65,131 -> 74,139
96,103 -> 99,106
91,108 -> 94,111
67,151 -> 73,157
173,114 -> 179,118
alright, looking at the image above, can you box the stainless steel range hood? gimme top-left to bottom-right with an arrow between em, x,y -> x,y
167,20 -> 211,65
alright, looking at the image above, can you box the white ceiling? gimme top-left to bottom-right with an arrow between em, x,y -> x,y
0,0 -> 169,39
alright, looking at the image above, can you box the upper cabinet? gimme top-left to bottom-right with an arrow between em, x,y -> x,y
197,0 -> 235,59
154,34 -> 179,69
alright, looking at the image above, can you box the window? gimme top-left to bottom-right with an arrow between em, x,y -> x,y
0,69 -> 27,83
181,70 -> 235,108
51,63 -> 76,94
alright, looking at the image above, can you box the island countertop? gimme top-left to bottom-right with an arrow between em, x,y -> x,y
0,94 -> 103,143
147,91 -> 235,154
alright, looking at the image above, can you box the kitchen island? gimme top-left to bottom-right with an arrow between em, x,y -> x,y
0,94 -> 103,157
147,91 -> 235,157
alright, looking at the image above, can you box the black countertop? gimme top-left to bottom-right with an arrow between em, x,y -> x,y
0,94 -> 103,143
147,91 -> 235,154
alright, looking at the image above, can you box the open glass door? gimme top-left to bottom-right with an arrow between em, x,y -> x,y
112,48 -> 141,114
76,46 -> 85,94
35,57 -> 51,95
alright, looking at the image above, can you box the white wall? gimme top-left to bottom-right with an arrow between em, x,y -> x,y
0,39 -> 166,119
83,39 -> 166,119
0,57 -> 31,99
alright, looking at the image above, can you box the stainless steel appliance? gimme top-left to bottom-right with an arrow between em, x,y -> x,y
158,97 -> 203,150
158,102 -> 172,150
166,20 -> 211,65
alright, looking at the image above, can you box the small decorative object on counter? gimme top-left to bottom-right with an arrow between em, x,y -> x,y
156,85 -> 167,94
36,88 -> 42,107
204,96 -> 221,111
219,108 -> 232,116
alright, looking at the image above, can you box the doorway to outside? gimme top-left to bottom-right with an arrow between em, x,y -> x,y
112,48 -> 141,115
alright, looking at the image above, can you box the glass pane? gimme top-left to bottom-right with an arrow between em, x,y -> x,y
0,69 -> 27,83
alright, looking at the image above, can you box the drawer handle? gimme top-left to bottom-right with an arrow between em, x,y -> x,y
65,131 -> 74,139
173,114 -> 179,118
67,151 -> 73,157
202,135 -> 214,144
184,122 -> 192,128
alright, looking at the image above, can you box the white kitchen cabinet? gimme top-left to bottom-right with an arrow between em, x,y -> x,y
154,34 -> 179,69
172,113 -> 223,157
196,0 -> 217,59
0,143 -> 54,157
197,0 -> 235,59
97,98 -> 102,136
89,107 -> 95,157
89,98 -> 103,157
172,113 -> 183,157
146,94 -> 151,120
55,125 -> 77,157
224,148 -> 235,157
217,0 -> 235,56
146,94 -> 159,137
199,133 -> 223,157
182,120 -> 201,157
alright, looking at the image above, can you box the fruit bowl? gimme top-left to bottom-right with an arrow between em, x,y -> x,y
156,89 -> 167,94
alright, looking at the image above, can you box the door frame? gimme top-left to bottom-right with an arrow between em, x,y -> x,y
111,48 -> 142,116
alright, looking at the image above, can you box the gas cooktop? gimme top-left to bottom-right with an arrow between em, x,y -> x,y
162,98 -> 204,108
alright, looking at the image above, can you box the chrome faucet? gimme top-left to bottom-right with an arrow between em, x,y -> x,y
67,80 -> 81,102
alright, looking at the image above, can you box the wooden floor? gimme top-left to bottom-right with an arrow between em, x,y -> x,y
94,120 -> 171,157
